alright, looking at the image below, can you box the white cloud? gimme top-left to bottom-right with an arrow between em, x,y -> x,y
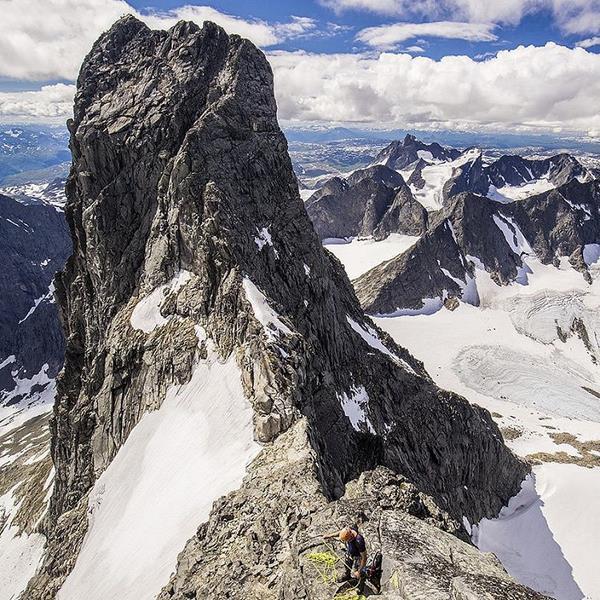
552,0 -> 600,34
0,84 -> 76,120
405,45 -> 426,52
320,0 -> 421,15
576,36 -> 600,47
269,43 -> 600,137
357,21 -> 497,48
142,7 -> 318,46
0,1 -> 319,81
322,0 -> 600,33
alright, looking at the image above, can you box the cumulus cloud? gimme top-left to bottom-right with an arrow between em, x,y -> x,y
576,36 -> 600,47
357,21 -> 497,48
270,43 -> 600,137
0,0 -> 319,81
321,0 -> 600,33
0,84 -> 76,120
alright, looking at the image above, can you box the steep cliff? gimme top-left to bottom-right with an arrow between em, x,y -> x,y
24,16 -> 530,599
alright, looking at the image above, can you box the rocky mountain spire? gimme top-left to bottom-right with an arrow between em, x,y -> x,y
24,16 -> 531,599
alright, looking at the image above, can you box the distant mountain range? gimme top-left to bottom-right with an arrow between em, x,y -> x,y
285,125 -> 600,153
0,125 -> 70,185
306,134 -> 598,251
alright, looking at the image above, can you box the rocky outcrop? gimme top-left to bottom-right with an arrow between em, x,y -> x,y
373,134 -> 461,171
0,193 -> 70,404
512,179 -> 600,276
25,16 -> 529,598
373,183 -> 428,239
487,153 -> 592,189
159,421 -> 549,600
355,180 -> 600,314
306,166 -> 428,239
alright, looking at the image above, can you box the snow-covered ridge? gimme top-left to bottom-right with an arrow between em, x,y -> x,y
58,337 -> 260,600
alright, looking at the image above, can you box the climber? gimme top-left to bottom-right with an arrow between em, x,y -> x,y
323,525 -> 368,584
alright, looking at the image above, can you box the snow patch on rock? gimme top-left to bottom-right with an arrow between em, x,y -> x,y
130,271 -> 192,333
339,386 -> 375,434
242,277 -> 292,340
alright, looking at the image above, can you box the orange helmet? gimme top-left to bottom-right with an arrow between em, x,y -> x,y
339,527 -> 355,542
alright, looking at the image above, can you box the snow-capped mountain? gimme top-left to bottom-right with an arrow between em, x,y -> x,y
0,177 -> 67,209
3,16 -> 546,600
373,134 -> 462,171
355,178 -> 600,314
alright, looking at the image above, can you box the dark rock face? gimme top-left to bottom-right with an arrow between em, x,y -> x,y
373,184 -> 428,239
159,424 -> 549,600
0,193 -> 70,403
26,16 -> 529,598
356,180 -> 600,314
306,165 -> 428,239
487,153 -> 591,189
444,151 -> 489,199
346,164 -> 405,188
373,134 -> 461,171
512,179 -> 600,268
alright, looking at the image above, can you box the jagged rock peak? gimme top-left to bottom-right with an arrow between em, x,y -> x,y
373,135 -> 461,170
25,17 -> 530,599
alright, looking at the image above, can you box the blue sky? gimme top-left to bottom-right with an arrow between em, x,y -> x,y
0,0 -> 599,138
124,0 -> 599,57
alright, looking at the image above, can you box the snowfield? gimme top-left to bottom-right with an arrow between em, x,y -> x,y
487,177 -> 555,202
409,148 -> 481,211
329,232 -> 600,600
58,336 -> 260,600
473,465 -> 600,600
0,367 -> 56,600
323,234 -> 419,279
0,487 -> 45,600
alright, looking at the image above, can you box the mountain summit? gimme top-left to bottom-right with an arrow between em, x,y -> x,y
19,16 -> 539,600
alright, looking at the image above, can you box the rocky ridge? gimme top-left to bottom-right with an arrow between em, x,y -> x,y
159,420 -> 549,600
306,165 -> 428,239
355,179 -> 600,314
24,17 -> 530,599
373,134 -> 461,171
